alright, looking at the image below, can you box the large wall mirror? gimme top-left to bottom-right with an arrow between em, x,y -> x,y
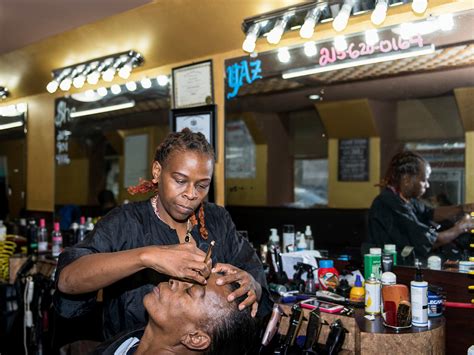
224,9 -> 473,209
0,103 -> 27,220
54,76 -> 171,221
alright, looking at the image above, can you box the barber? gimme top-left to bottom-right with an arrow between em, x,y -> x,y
368,151 -> 473,260
54,129 -> 272,339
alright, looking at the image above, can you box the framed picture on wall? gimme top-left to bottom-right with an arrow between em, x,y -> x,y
171,104 -> 217,158
172,60 -> 214,109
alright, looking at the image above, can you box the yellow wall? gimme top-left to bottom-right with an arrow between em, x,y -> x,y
328,137 -> 380,208
55,159 -> 89,205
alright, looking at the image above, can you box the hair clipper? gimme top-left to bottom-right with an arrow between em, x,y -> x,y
325,319 -> 348,355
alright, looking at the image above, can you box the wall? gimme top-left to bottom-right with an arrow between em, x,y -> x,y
0,138 -> 25,217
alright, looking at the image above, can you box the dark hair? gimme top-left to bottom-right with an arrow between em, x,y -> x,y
381,150 -> 428,189
205,281 -> 261,355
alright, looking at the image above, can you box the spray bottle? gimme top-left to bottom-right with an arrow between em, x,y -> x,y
411,259 -> 428,327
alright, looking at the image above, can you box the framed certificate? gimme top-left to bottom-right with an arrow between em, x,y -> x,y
172,60 -> 214,109
171,104 -> 217,157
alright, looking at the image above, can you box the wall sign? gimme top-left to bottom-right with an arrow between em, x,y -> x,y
338,139 -> 369,181
54,99 -> 73,165
226,59 -> 262,99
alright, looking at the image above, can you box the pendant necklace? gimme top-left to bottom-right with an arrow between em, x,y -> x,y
152,195 -> 193,243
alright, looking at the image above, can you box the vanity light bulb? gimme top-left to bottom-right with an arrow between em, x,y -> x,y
125,81 -> 137,92
411,0 -> 428,14
365,29 -> 379,46
84,89 -> 95,99
118,66 -> 132,79
59,78 -> 72,91
156,75 -> 169,86
267,27 -> 284,44
87,72 -> 100,85
73,75 -> 86,89
303,41 -> 318,57
332,4 -> 352,32
111,84 -> 121,95
242,32 -> 257,53
334,35 -> 348,51
371,1 -> 388,25
438,14 -> 454,31
277,47 -> 291,63
102,68 -> 115,82
299,18 -> 316,39
46,80 -> 59,93
141,77 -> 152,89
97,87 -> 108,97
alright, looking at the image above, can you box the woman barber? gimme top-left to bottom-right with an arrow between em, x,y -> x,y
368,150 -> 473,260
54,129 -> 271,339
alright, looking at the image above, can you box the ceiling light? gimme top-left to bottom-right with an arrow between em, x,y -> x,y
267,14 -> 291,44
282,44 -> 435,79
141,77 -> 152,89
333,0 -> 353,32
0,87 -> 9,100
242,23 -> 261,53
69,101 -> 135,118
299,6 -> 324,39
277,47 -> 291,63
46,51 -> 144,94
411,0 -> 428,14
334,35 -> 348,51
371,0 -> 388,25
365,29 -> 379,46
303,41 -> 318,57
157,75 -> 169,86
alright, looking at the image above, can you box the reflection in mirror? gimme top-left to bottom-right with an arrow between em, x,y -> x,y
0,103 -> 27,220
54,76 -> 171,222
225,9 -> 473,209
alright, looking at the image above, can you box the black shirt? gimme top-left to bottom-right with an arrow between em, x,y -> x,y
368,188 -> 437,258
54,200 -> 271,339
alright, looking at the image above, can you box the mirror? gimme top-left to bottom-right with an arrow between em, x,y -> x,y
54,77 -> 171,222
0,103 -> 27,220
224,9 -> 473,208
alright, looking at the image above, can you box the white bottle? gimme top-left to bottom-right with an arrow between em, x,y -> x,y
304,225 -> 314,250
296,232 -> 308,251
411,260 -> 428,327
268,228 -> 280,248
38,218 -> 49,254
282,224 -> 295,252
0,220 -> 6,242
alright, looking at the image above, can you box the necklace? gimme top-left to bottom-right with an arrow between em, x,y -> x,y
151,195 -> 193,243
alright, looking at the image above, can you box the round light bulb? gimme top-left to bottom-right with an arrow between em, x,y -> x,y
365,29 -> 379,46
411,0 -> 427,14
277,47 -> 290,63
118,65 -> 132,79
156,75 -> 169,86
334,36 -> 348,51
97,87 -> 108,97
46,80 -> 59,93
303,41 -> 318,57
73,75 -> 85,89
111,84 -> 121,95
87,72 -> 100,85
267,27 -> 284,44
371,2 -> 387,25
126,81 -> 137,92
141,77 -> 152,89
242,33 -> 257,53
102,68 -> 115,82
59,78 -> 72,91
299,18 -> 316,39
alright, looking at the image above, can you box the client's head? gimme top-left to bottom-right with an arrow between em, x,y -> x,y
142,272 -> 259,354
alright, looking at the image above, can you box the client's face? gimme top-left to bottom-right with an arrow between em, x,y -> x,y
143,273 -> 231,335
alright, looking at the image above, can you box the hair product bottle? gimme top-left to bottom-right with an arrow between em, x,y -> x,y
411,261 -> 428,327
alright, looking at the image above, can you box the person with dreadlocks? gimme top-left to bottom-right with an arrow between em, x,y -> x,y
368,150 -> 473,260
54,128 -> 272,340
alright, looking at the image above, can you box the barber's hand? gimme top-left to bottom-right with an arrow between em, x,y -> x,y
454,214 -> 474,235
212,263 -> 262,317
141,244 -> 211,284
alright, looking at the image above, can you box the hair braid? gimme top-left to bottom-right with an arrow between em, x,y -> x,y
379,150 -> 427,189
188,203 -> 209,240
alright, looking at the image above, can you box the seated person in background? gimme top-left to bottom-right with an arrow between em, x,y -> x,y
368,151 -> 473,260
94,272 -> 260,355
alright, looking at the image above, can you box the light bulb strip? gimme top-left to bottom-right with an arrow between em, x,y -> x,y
69,101 -> 136,118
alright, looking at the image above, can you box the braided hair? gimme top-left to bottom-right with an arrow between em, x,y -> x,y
128,128 -> 215,239
380,150 -> 428,190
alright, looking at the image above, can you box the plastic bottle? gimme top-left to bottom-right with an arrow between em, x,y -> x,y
38,218 -> 49,255
317,259 -> 339,291
268,228 -> 280,249
411,260 -> 428,327
86,217 -> 94,232
0,220 -> 6,242
305,267 -> 316,294
304,225 -> 314,250
383,244 -> 397,265
364,247 -> 382,280
27,219 -> 38,256
349,274 -> 365,302
296,232 -> 308,251
282,224 -> 295,252
51,222 -> 63,258
70,222 -> 79,246
77,216 -> 86,242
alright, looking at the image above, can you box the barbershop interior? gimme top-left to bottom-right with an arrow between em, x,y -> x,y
0,0 -> 473,354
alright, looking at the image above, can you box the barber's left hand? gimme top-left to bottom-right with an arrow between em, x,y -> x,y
212,263 -> 262,317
